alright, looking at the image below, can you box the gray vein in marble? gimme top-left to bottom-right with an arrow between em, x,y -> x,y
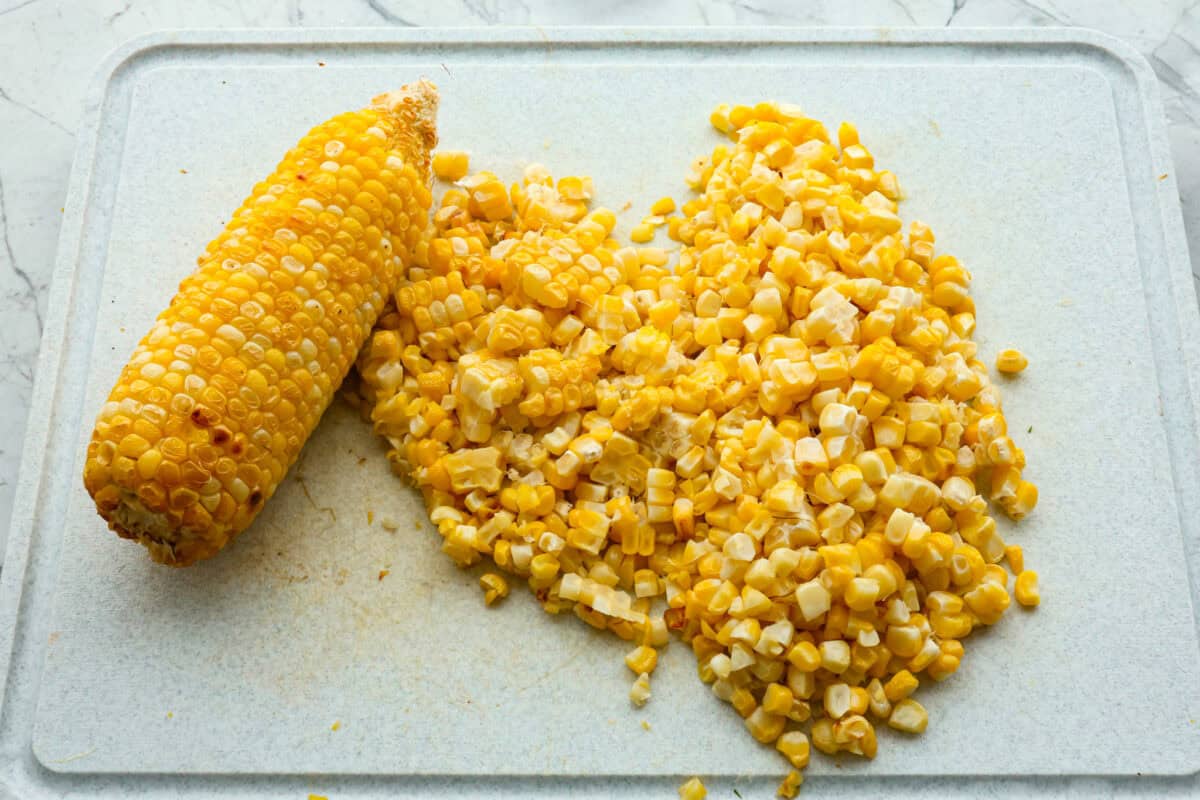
1007,0 -> 1063,24
729,0 -> 815,24
0,175 -> 42,333
0,0 -> 39,17
461,0 -> 500,24
105,2 -> 129,24
364,0 -> 417,26
0,86 -> 71,136
890,0 -> 919,25
946,0 -> 969,25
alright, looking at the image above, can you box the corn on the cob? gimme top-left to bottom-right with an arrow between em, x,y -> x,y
83,81 -> 438,565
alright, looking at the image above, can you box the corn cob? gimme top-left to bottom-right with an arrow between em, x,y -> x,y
83,80 -> 438,566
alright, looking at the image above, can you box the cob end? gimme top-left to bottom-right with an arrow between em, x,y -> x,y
371,78 -> 439,155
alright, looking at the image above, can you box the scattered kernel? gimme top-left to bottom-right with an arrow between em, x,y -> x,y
996,348 -> 1029,373
1015,570 -> 1041,607
651,196 -> 677,215
630,223 -> 655,243
678,777 -> 707,800
480,572 -> 510,606
777,770 -> 803,798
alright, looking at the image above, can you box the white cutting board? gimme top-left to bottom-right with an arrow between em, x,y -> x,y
3,28 -> 1200,799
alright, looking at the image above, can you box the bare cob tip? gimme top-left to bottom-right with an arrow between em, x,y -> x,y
371,78 -> 439,153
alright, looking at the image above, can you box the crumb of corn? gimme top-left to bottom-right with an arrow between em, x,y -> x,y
330,720 -> 340,731
630,672 -> 652,707
362,101 -> 1039,785
480,572 -> 510,605
83,80 -> 438,566
777,770 -> 803,798
641,719 -> 652,730
433,149 -> 470,181
678,777 -> 707,800
995,348 -> 1028,373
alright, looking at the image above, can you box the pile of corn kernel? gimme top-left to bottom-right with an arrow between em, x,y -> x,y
358,102 -> 1039,796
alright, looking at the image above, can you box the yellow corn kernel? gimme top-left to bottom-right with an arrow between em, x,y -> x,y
744,706 -> 786,743
479,573 -> 509,606
776,730 -> 810,769
651,196 -> 677,215
995,348 -> 1028,374
810,717 -> 838,755
1005,544 -> 1025,574
787,640 -> 821,672
777,770 -> 803,799
1015,570 -> 1041,607
887,698 -> 929,733
625,645 -> 659,675
762,682 -> 795,716
883,669 -> 919,703
678,777 -> 707,800
432,149 -> 470,181
630,223 -> 655,244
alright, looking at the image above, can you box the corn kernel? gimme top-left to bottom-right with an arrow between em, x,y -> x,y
678,777 -> 707,800
1015,570 -> 1041,607
432,150 -> 470,181
995,348 -> 1028,374
479,573 -> 509,606
887,698 -> 929,733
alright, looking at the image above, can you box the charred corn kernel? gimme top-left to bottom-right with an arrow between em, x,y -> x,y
625,645 -> 659,675
630,671 -> 652,707
432,149 -> 469,181
887,698 -> 929,733
678,777 -> 707,800
479,572 -> 509,605
1015,570 -> 1041,607
84,81 -> 438,566
995,348 -> 1028,374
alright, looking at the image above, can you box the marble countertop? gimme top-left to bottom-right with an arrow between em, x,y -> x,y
2,0 -> 1199,553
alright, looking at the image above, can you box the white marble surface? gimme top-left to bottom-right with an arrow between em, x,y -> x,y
1,0 -> 1199,553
